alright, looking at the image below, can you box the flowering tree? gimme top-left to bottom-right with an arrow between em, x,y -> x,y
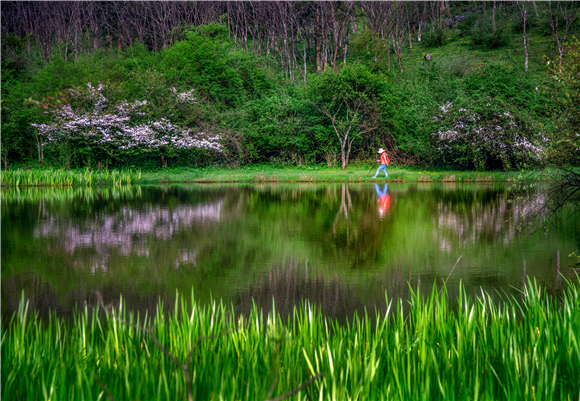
432,100 -> 547,171
32,83 -> 221,168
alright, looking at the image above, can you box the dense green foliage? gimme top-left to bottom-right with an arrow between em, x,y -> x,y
1,4 -> 578,171
3,279 -> 580,400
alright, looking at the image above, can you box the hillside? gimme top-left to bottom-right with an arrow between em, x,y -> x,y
1,1 -> 579,171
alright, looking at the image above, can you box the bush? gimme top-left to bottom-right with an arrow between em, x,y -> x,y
431,99 -> 547,170
163,23 -> 275,109
470,15 -> 511,49
458,12 -> 479,37
32,83 -> 221,169
431,55 -> 475,80
422,22 -> 448,48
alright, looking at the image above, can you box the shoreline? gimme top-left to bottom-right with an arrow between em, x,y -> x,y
2,165 -> 549,186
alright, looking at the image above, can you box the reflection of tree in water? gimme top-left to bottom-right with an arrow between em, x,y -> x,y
234,256 -> 429,323
333,184 -> 353,234
322,185 -> 387,267
434,191 -> 546,251
33,200 -> 223,272
232,252 -> 573,323
236,258 -> 362,323
1,273 -> 175,324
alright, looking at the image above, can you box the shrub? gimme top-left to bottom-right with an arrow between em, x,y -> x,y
431,99 -> 547,170
458,12 -> 479,37
32,83 -> 221,169
163,23 -> 275,109
470,14 -> 511,49
422,22 -> 448,48
463,65 -> 544,111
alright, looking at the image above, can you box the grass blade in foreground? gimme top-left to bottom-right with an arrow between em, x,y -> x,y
2,279 -> 579,400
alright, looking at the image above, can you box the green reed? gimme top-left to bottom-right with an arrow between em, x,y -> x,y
1,168 -> 140,187
1,185 -> 141,203
2,278 -> 579,401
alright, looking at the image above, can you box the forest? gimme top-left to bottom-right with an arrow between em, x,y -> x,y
1,1 -> 579,171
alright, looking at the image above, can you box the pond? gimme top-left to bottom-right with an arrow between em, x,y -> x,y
2,183 -> 578,321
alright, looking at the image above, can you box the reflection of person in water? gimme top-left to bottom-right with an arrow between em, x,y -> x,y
374,183 -> 390,218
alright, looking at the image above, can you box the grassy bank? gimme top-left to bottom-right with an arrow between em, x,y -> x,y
2,165 -> 546,186
2,279 -> 579,401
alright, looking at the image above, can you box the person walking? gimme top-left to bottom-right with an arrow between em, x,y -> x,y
373,148 -> 390,179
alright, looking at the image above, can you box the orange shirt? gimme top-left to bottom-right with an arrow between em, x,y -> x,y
378,194 -> 390,214
380,152 -> 389,165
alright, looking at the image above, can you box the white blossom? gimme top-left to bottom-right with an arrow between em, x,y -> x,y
440,101 -> 453,114
431,102 -> 546,169
31,83 -> 221,157
171,87 -> 197,105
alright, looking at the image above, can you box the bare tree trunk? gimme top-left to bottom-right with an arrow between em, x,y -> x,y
315,4 -> 324,71
511,1 -> 533,71
523,23 -> 529,71
417,21 -> 422,42
303,40 -> 307,83
548,1 -> 579,74
35,134 -> 43,164
493,1 -> 496,33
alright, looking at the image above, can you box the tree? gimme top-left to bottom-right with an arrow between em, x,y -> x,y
309,63 -> 386,170
32,83 -> 221,169
506,1 -> 535,71
546,1 -> 579,74
360,2 -> 396,65
431,99 -> 547,171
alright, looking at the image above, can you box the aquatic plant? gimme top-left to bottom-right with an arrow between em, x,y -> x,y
1,168 -> 140,187
2,278 -> 579,400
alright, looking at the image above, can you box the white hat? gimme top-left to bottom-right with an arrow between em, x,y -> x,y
378,148 -> 385,154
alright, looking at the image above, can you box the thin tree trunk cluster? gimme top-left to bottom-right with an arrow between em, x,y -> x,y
2,1 -> 451,76
3,1 -> 575,77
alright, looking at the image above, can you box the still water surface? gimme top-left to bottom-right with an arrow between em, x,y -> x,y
2,183 -> 577,320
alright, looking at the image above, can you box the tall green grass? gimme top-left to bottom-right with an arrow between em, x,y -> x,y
2,278 -> 579,401
1,168 -> 141,187
1,185 -> 141,203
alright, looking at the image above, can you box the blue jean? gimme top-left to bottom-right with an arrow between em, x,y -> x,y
373,164 -> 388,178
374,183 -> 388,197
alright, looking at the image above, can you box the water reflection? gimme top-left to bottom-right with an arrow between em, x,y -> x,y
34,201 -> 223,270
1,185 -> 141,203
2,183 -> 577,320
374,183 -> 390,219
333,184 -> 353,233
434,191 -> 546,249
234,253 -> 556,323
